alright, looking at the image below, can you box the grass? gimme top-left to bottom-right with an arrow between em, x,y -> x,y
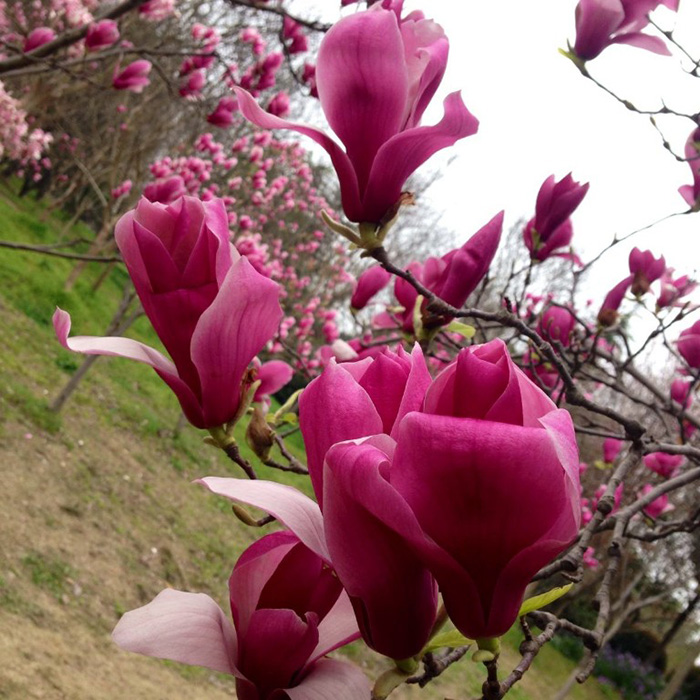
0,183 -> 620,699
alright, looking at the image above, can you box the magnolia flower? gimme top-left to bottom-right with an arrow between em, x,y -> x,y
112,60 -> 152,93
677,320 -> 700,369
628,247 -> 665,297
55,196 -> 282,429
679,126 -> 700,209
113,531 -> 369,699
523,174 -> 588,262
233,2 -> 477,223
572,0 -> 679,61
23,27 -> 55,52
350,265 -> 392,311
85,20 -> 120,51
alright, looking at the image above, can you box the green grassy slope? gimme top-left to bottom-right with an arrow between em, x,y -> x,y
0,184 -> 618,699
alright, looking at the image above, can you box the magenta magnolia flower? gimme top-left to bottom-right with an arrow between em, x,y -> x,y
573,0 -> 679,61
643,452 -> 684,479
639,485 -> 673,519
54,196 -> 282,429
143,175 -> 188,204
393,212 -> 503,331
679,126 -> 700,209
23,27 -> 55,52
233,2 -> 478,224
85,20 -> 120,51
253,359 -> 294,403
677,320 -> 700,369
597,275 -> 633,327
113,531 -> 369,699
387,340 -> 580,639
350,265 -> 392,311
523,174 -> 588,262
603,437 -> 625,463
113,60 -> 152,93
628,247 -> 665,296
537,306 -> 577,348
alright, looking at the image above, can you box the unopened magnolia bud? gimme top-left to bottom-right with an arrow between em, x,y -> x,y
246,405 -> 275,460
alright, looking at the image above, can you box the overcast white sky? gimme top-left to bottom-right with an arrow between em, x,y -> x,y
413,1 -> 700,282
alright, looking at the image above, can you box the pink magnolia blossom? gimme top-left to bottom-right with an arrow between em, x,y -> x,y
139,0 -> 175,21
143,175 -> 187,204
387,340 -> 580,639
639,485 -> 673,519
670,378 -> 693,408
23,27 -> 56,52
113,531 -> 369,699
628,247 -> 665,297
54,196 -> 282,429
351,265 -> 392,311
582,547 -> 600,569
233,3 -> 478,223
85,20 -> 119,51
677,320 -> 700,369
657,268 -> 697,309
643,452 -> 684,479
523,173 -> 588,262
679,126 -> 700,209
393,212 -> 503,331
207,96 -> 238,127
253,359 -> 294,403
112,60 -> 152,93
537,306 -> 577,348
179,70 -> 205,98
572,0 -> 679,61
603,437 -> 624,464
597,275 -> 633,327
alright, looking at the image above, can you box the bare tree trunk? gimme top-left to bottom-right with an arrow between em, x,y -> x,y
50,285 -> 141,412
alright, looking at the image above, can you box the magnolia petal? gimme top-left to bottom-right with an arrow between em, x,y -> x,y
311,590 -> 361,662
112,589 -> 239,676
361,92 -> 478,223
233,86 -> 363,222
573,0 -> 624,60
197,477 -> 330,562
284,658 -> 371,700
299,360 -> 383,506
190,255 -> 282,427
323,438 -> 437,658
316,9 -> 408,192
611,32 -> 671,55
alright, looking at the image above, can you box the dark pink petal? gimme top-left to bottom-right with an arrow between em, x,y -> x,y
316,9 -> 408,192
197,477 -> 330,562
361,92 -> 478,223
190,256 -> 282,427
112,589 -> 239,676
237,608 -> 319,695
233,87 -> 363,222
392,412 -> 578,639
299,361 -> 382,506
284,658 -> 371,700
323,436 -> 438,658
351,266 -> 391,310
574,0 -> 625,60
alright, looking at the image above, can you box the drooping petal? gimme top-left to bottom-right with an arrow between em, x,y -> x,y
284,658 -> 371,700
254,360 -> 294,401
311,590 -> 361,662
361,92 -> 478,223
112,589 -> 239,676
611,31 -> 671,54
53,308 -> 205,425
197,477 -> 330,562
233,87 -> 363,222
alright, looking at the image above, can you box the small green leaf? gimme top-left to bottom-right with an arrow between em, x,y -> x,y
594,459 -> 612,470
445,321 -> 476,339
518,584 -> 573,617
424,629 -> 474,653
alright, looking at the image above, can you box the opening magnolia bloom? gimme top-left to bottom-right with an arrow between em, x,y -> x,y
233,0 -> 478,224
